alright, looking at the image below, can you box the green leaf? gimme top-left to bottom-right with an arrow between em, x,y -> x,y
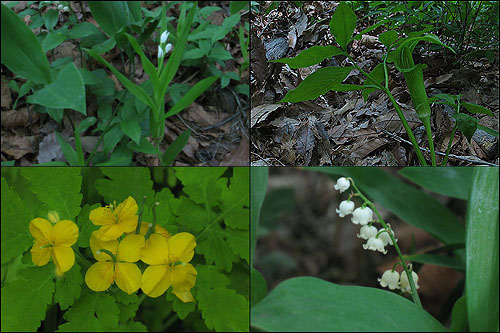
280,66 -> 354,103
43,9 -> 59,30
42,31 -> 68,52
477,124 -> 498,137
196,266 -> 249,332
164,76 -> 218,119
58,288 -> 120,331
88,2 -> 130,39
124,33 -> 159,90
230,1 -> 248,14
219,168 -> 249,230
402,253 -> 464,271
466,167 -> 499,332
120,120 -> 142,144
175,167 -> 227,208
378,30 -> 399,48
54,263 -> 83,310
0,178 -> 33,264
329,2 -> 357,50
27,62 -> 86,115
250,167 -> 268,266
270,45 -> 345,68
1,4 -> 52,84
462,101 -> 494,116
127,137 -> 161,155
362,63 -> 385,101
76,203 -> 100,248
251,277 -> 446,331
399,167 -> 474,200
55,131 -> 79,166
162,130 -> 190,166
20,167 -> 82,220
251,267 -> 267,306
95,167 -> 154,205
166,290 -> 196,319
450,296 -> 468,332
453,113 -> 478,143
1,265 -> 55,332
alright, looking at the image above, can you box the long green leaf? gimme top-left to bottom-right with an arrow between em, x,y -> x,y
88,2 -> 130,38
466,167 -> 499,332
161,130 -> 190,166
124,33 -> 159,91
84,48 -> 156,110
55,132 -> 79,166
270,45 -> 346,68
1,4 -> 52,84
164,76 -> 218,119
250,167 -> 268,266
251,277 -> 446,331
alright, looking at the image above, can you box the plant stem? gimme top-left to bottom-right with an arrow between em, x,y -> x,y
442,124 -> 458,166
350,180 -> 423,308
422,118 -> 436,166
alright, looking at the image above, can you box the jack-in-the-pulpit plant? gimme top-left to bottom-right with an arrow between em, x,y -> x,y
334,177 -> 421,306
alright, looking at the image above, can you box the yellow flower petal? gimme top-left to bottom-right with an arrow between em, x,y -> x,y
29,218 -> 53,241
90,231 -> 118,261
168,232 -> 196,263
52,220 -> 79,247
140,234 -> 169,265
94,224 -> 124,241
117,234 -> 145,262
155,225 -> 171,239
31,240 -> 51,266
85,262 -> 114,292
115,197 -> 138,233
52,246 -> 75,276
141,264 -> 171,298
171,263 -> 197,303
89,206 -> 116,226
115,262 -> 142,295
137,221 -> 151,236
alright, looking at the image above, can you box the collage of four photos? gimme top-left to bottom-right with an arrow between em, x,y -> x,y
1,1 -> 499,332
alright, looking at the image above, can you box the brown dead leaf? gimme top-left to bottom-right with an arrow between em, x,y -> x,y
295,115 -> 316,165
186,102 -> 219,127
350,137 -> 388,160
251,104 -> 282,127
2,135 -> 37,159
1,80 -> 12,108
221,137 -> 249,166
1,109 -> 40,128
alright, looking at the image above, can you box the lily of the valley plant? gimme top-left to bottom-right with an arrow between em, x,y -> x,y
334,177 -> 422,307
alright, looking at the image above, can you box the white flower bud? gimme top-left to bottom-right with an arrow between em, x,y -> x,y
351,206 -> 373,225
378,270 -> 400,290
163,43 -> 172,54
160,30 -> 170,44
58,4 -> 63,10
334,177 -> 350,193
336,200 -> 355,217
378,227 -> 397,246
63,6 -> 69,12
400,270 -> 420,293
158,45 -> 164,59
357,225 -> 377,240
362,237 -> 387,254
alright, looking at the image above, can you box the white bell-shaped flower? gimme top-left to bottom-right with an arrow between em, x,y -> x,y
160,30 -> 170,44
400,270 -> 420,293
336,200 -> 355,217
378,270 -> 400,290
362,237 -> 387,254
163,43 -> 172,54
378,227 -> 397,246
351,206 -> 373,225
334,177 -> 350,193
157,45 -> 164,59
357,225 -> 377,240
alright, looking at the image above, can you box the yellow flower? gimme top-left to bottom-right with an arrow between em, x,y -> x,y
29,217 -> 79,276
89,196 -> 138,241
140,232 -> 197,302
85,231 -> 144,294
135,221 -> 171,239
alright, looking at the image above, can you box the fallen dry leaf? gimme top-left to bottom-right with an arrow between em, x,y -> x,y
221,136 -> 249,166
1,109 -> 40,128
2,135 -> 37,159
251,104 -> 282,127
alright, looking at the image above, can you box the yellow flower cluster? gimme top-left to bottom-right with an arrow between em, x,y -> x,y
28,196 -> 197,303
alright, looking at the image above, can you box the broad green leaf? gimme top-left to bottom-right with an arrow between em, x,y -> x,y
453,113 -> 478,143
466,167 -> 499,332
120,120 -> 141,144
1,265 -> 55,332
166,291 -> 196,319
175,167 -> 227,208
250,167 -> 268,265
251,277 -> 446,332
399,167 -> 474,200
20,167 -> 82,220
280,66 -> 354,103
230,1 -> 248,15
251,267 -> 267,306
162,130 -> 191,166
450,296 -> 468,332
362,63 -> 385,101
329,2 -> 357,50
462,101 -> 494,116
1,4 -> 52,84
43,9 -> 59,31
378,30 -> 399,48
0,178 -> 33,264
271,45 -> 345,68
54,263 -> 83,310
94,167 -> 154,205
402,253 -> 464,271
67,22 -> 103,39
127,137 -> 161,155
164,76 -> 218,119
196,266 -> 249,332
42,31 -> 68,52
27,62 -> 86,115
309,167 -> 465,245
477,124 -> 498,137
219,168 -> 249,230
88,2 -> 130,39
58,288 -> 120,331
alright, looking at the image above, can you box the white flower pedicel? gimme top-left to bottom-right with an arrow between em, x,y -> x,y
334,177 -> 422,306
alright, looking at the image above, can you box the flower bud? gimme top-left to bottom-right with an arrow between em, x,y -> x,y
378,270 -> 400,290
362,237 -> 387,254
351,207 -> 373,225
357,225 -> 377,240
163,43 -> 172,54
160,30 -> 170,44
158,45 -> 164,59
58,4 -> 63,10
400,270 -> 419,293
336,200 -> 355,217
47,211 -> 60,223
334,177 -> 350,193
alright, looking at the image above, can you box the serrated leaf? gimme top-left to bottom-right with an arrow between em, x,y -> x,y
58,289 -> 120,332
54,263 -> 83,310
271,45 -> 345,68
153,187 -> 180,227
1,178 -> 33,264
197,223 -> 238,272
175,167 -> 227,207
219,168 -> 249,230
175,196 -> 213,232
20,168 -> 82,220
329,2 -> 357,50
1,266 -> 55,332
94,167 -> 154,205
167,290 -> 196,319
